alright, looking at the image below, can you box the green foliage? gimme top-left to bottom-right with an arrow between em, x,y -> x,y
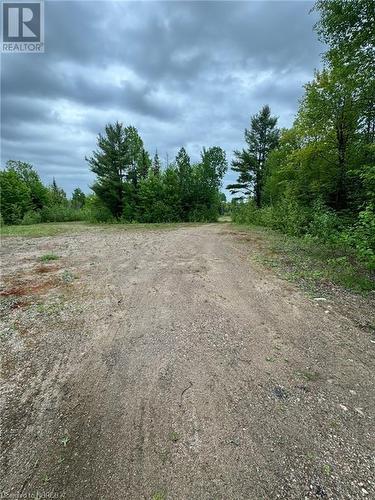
0,167 -> 31,224
86,124 -> 227,223
232,0 -> 374,275
82,194 -> 114,223
71,187 -> 86,209
7,160 -> 49,210
40,253 -> 59,262
227,105 -> 279,206
40,205 -> 85,223
22,210 -> 42,225
87,121 -> 145,218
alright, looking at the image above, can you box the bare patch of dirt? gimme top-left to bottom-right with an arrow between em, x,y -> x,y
1,224 -> 374,499
0,279 -> 58,297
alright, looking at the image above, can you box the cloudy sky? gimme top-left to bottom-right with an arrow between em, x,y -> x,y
1,0 -> 323,196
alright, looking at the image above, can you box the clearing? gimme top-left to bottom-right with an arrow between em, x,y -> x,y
1,223 -> 374,499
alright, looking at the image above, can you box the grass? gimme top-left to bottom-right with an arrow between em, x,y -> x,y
0,222 -> 88,238
296,369 -> 321,382
151,492 -> 166,500
233,223 -> 374,294
40,253 -> 60,262
0,221 -> 203,238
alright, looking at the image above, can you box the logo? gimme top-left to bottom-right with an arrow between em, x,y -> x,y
2,1 -> 44,52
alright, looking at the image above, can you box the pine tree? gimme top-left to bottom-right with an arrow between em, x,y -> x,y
50,178 -> 67,206
152,151 -> 162,176
71,187 -> 86,209
175,147 -> 192,220
87,122 -> 145,218
227,105 -> 279,206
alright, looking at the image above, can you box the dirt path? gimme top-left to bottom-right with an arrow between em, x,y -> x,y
1,224 -> 374,499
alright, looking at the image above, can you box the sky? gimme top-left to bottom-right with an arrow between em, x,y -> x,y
1,0 -> 324,197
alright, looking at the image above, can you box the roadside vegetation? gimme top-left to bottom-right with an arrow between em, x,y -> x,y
229,1 -> 374,277
234,224 -> 374,294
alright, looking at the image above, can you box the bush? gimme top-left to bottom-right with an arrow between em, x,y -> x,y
232,196 -> 309,236
40,205 -> 85,222
341,205 -> 375,270
82,197 -> 114,223
306,199 -> 341,242
21,210 -> 42,225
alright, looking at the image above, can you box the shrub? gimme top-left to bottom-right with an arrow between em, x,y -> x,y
21,210 -> 42,225
40,205 -> 85,222
85,207 -> 114,223
306,199 -> 341,242
342,205 -> 375,270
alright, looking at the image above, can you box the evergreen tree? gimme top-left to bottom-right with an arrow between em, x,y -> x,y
71,187 -> 86,209
175,147 -> 192,220
49,178 -> 67,206
227,105 -> 279,206
87,122 -> 145,218
152,151 -> 162,176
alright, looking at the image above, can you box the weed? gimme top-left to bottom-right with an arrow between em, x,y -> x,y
62,270 -> 75,283
233,223 -> 374,294
322,464 -> 332,476
60,435 -> 70,447
297,370 -> 321,382
40,254 -> 59,262
170,431 -> 180,443
152,491 -> 166,500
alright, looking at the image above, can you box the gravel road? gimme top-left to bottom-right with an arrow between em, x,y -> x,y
1,223 -> 374,499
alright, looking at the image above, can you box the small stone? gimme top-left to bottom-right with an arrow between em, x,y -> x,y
355,407 -> 365,417
339,404 -> 348,411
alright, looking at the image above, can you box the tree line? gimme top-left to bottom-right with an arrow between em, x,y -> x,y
230,0 -> 374,270
0,137 -> 228,225
86,122 -> 227,222
0,160 -> 86,225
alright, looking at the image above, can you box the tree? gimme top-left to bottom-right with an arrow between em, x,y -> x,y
71,187 -> 86,209
201,146 -> 228,188
49,178 -> 68,206
6,160 -> 48,210
227,105 -> 279,206
314,0 -> 374,86
87,122 -> 145,218
296,69 -> 360,209
0,167 -> 31,224
152,151 -> 162,176
175,147 -> 192,220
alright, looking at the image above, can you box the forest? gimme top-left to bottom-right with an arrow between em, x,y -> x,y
229,0 -> 374,270
1,0 -> 374,270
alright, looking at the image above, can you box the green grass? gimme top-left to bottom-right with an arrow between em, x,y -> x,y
233,223 -> 374,294
0,221 -> 203,238
40,253 -> 60,262
0,222 -> 88,238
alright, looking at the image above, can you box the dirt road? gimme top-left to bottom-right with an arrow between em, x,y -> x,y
1,224 -> 374,499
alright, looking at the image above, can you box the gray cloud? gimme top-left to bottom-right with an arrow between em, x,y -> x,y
1,0 -> 323,195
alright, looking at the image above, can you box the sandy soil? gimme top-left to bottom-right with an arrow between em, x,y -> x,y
1,223 -> 374,499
